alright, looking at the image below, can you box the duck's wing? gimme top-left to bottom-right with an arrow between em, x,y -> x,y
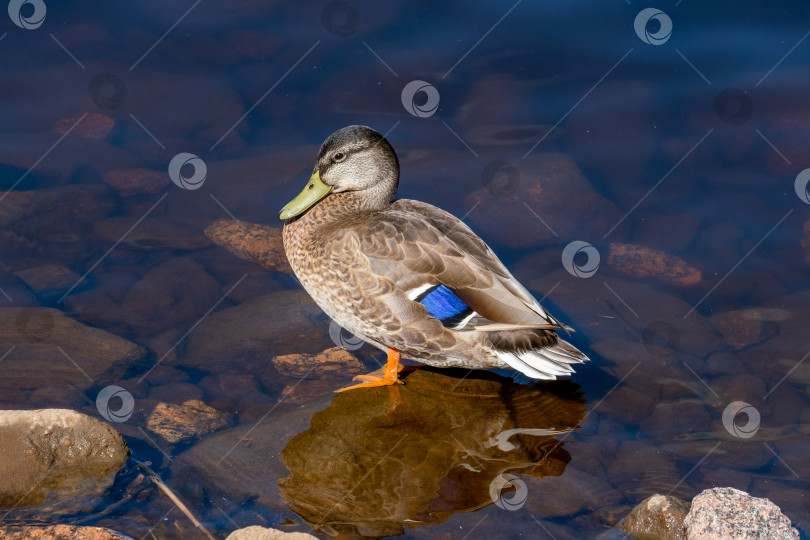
351,199 -> 567,332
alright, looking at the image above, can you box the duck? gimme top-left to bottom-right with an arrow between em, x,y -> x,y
280,125 -> 589,391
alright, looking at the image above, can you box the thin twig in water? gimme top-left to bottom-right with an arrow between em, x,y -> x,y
135,460 -> 217,540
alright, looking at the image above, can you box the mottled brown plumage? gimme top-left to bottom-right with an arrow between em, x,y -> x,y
281,125 -> 588,382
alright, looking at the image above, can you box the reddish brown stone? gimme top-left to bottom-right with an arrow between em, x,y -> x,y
272,347 -> 364,379
205,219 -> 292,273
14,264 -> 80,296
52,113 -> 115,140
146,399 -> 234,444
102,168 -> 169,197
619,494 -> 689,540
608,243 -> 701,286
709,310 -> 774,350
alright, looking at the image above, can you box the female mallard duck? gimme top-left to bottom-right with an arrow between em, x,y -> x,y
280,125 -> 588,391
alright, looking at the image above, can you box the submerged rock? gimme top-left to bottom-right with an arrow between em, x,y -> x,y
14,264 -> 81,297
52,112 -> 116,140
119,256 -> 220,335
684,487 -> 799,539
566,80 -> 658,209
709,310 -> 775,350
0,307 -> 146,392
528,270 -> 723,359
618,494 -> 689,540
0,132 -> 138,183
146,399 -> 234,444
0,184 -> 114,267
94,217 -> 211,251
464,153 -> 624,248
183,289 -> 332,373
102,168 -> 170,197
271,347 -> 364,379
0,409 -> 129,507
0,185 -> 115,228
607,243 -> 701,287
205,219 -> 292,273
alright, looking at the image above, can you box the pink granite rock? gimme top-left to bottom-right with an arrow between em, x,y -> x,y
684,487 -> 799,539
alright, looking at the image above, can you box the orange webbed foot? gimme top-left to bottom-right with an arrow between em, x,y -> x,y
337,348 -> 402,392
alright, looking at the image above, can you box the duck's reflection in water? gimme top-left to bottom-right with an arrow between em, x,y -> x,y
279,368 -> 587,537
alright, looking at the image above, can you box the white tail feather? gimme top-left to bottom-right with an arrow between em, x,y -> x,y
495,340 -> 588,380
496,351 -> 556,379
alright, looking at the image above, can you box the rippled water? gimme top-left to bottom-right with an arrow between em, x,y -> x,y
1,1 -> 809,538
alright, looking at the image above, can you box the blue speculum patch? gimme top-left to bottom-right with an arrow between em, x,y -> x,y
417,285 -> 472,324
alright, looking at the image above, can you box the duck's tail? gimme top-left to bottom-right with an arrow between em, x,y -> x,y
492,336 -> 589,380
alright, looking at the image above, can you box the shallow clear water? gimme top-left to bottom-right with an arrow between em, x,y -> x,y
1,1 -> 809,538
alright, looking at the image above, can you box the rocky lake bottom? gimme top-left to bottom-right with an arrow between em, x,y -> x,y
2,1 -> 810,538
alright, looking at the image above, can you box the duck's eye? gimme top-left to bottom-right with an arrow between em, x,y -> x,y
333,152 -> 346,163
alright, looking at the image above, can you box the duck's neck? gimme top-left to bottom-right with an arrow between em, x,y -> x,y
309,190 -> 392,223
284,191 -> 389,243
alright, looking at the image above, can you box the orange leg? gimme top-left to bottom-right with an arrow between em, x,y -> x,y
337,348 -> 403,392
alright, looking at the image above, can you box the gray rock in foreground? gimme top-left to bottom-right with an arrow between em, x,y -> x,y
0,409 -> 129,508
620,487 -> 800,540
684,487 -> 799,540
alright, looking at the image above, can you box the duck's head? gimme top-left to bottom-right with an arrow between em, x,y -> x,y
279,125 -> 399,220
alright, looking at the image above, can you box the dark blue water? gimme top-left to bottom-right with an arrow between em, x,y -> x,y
1,1 -> 809,538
